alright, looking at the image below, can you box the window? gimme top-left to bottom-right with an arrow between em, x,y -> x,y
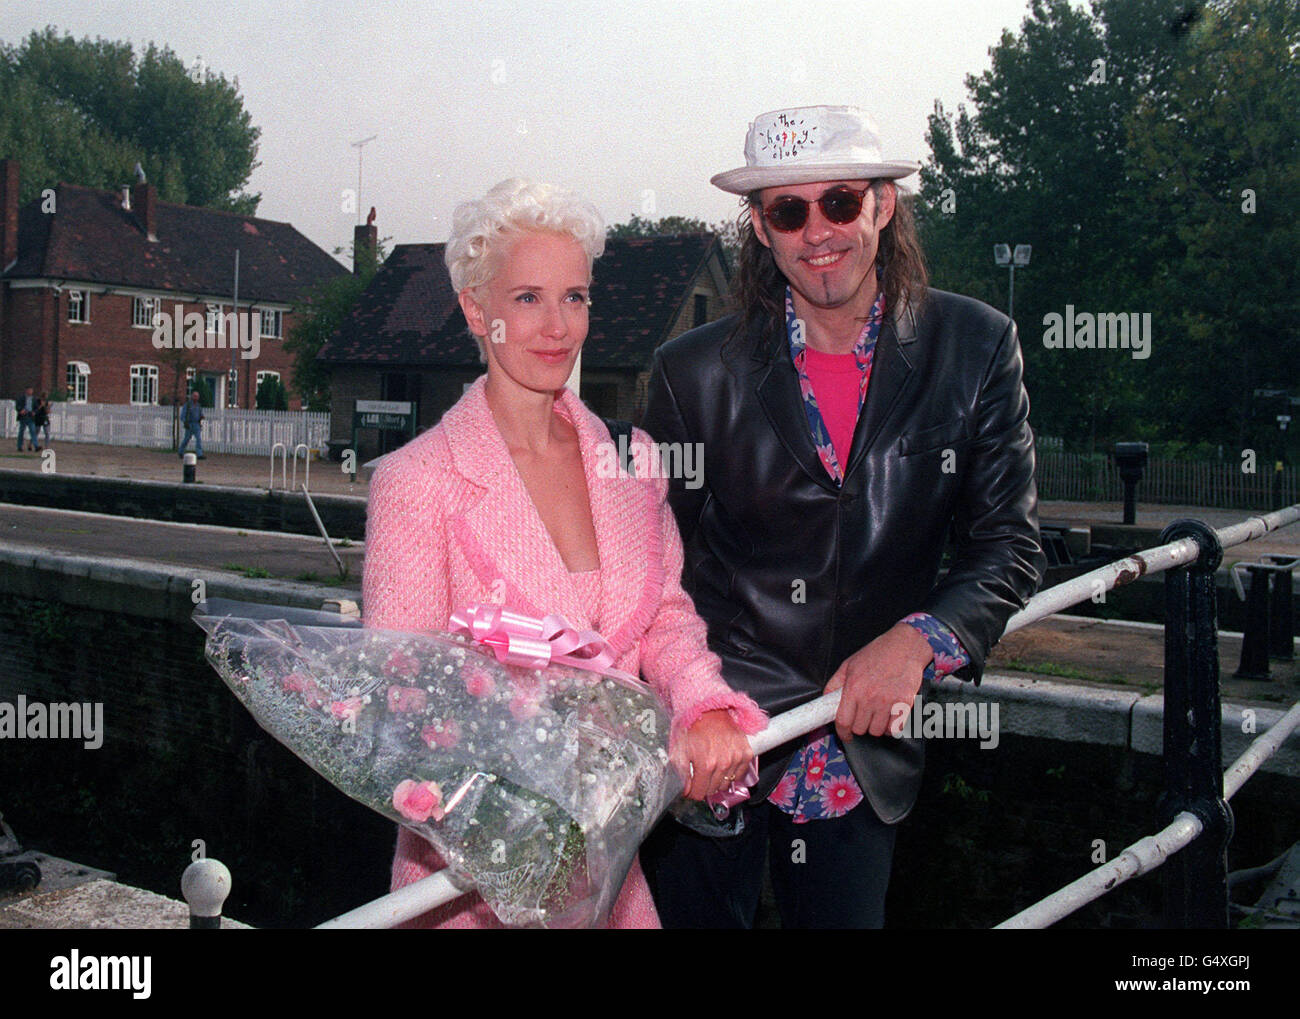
255,370 -> 280,388
66,361 -> 90,403
226,368 -> 238,408
68,290 -> 89,323
132,296 -> 160,328
694,293 -> 709,327
129,364 -> 159,405
206,304 -> 221,334
260,309 -> 283,339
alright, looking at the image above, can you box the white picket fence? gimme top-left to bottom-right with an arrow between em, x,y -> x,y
1,400 -> 330,456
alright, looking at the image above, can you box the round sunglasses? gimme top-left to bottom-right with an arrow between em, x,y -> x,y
760,185 -> 872,233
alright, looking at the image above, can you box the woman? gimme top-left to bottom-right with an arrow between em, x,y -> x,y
362,178 -> 766,928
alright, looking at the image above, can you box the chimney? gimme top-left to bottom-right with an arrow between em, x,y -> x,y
353,207 -> 377,275
1,159 -> 19,271
131,181 -> 157,241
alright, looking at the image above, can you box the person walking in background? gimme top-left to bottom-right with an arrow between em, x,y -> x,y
14,387 -> 38,452
34,392 -> 51,450
179,389 -> 205,458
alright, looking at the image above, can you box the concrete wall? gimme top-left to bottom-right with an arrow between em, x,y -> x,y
0,469 -> 367,540
1,545 -> 1296,927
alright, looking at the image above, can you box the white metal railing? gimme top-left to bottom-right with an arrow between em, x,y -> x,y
0,399 -> 329,455
997,700 -> 1300,928
315,504 -> 1300,929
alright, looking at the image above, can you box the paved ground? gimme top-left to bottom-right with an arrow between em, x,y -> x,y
0,440 -> 369,497
2,440 -> 1298,706
3,439 -> 1298,535
0,503 -> 363,585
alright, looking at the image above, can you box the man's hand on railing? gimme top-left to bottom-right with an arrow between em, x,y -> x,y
824,622 -> 932,741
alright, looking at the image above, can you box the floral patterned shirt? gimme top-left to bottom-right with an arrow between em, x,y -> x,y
768,286 -> 970,823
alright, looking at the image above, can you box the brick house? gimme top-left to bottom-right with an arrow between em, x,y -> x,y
319,232 -> 731,460
0,159 -> 347,410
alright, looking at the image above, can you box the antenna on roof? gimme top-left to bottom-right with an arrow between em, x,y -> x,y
350,135 -> 377,226
134,162 -> 147,184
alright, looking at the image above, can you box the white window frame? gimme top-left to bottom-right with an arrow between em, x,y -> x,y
66,361 -> 90,403
260,309 -> 283,339
67,289 -> 89,324
206,303 -> 222,334
130,364 -> 159,406
132,296 -> 160,328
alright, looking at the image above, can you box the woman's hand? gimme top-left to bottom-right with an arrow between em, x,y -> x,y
673,709 -> 755,800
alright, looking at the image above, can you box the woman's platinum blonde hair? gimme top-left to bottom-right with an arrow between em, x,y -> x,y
445,178 -> 606,293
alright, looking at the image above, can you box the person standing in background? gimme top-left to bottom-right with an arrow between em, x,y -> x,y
179,389 -> 205,458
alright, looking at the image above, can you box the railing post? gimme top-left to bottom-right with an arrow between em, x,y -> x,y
181,857 -> 231,929
1158,519 -> 1233,928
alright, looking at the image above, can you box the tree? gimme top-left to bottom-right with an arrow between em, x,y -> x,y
917,0 -> 1235,451
283,240 -> 386,412
607,213 -> 740,267
0,27 -> 260,211
256,374 -> 289,411
1127,0 -> 1300,448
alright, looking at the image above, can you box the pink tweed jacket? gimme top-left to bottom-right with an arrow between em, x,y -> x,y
362,376 -> 767,928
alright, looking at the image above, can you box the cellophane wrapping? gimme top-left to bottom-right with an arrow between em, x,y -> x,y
194,605 -> 680,928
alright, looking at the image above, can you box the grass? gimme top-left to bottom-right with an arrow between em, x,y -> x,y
222,562 -> 273,579
293,571 -> 348,587
1002,657 -> 1149,689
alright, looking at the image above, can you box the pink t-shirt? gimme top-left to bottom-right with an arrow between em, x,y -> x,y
802,346 -> 863,471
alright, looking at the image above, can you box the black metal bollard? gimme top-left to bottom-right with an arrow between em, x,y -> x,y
1233,564 -> 1273,680
1263,555 -> 1297,661
1158,519 -> 1233,929
1114,442 -> 1149,526
182,451 -> 197,484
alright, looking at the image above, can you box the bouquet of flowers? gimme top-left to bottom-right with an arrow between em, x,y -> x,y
193,599 -> 681,928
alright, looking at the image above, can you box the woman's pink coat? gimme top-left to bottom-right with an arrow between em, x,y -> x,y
362,377 -> 767,928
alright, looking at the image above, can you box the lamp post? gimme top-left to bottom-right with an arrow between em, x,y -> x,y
994,244 -> 1032,321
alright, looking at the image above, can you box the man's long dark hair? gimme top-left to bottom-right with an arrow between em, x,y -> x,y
730,180 -> 928,342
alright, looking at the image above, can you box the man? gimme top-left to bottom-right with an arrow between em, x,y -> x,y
14,387 -> 38,452
640,106 -> 1045,928
179,389 -> 206,458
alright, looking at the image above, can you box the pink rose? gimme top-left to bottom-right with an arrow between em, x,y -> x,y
383,650 -> 421,679
282,672 -> 326,709
392,779 -> 444,823
464,665 -> 496,699
330,696 -> 364,722
386,685 -> 428,714
421,719 -> 460,749
508,693 -> 541,721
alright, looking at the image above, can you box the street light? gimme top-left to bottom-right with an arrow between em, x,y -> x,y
994,243 -> 1032,321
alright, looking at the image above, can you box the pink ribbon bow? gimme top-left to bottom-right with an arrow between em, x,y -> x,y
707,760 -> 760,813
448,604 -> 640,683
449,604 -> 758,809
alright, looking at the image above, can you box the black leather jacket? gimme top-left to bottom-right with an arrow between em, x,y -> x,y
642,286 -> 1046,823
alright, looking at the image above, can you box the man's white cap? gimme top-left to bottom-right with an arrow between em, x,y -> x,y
711,105 -> 919,195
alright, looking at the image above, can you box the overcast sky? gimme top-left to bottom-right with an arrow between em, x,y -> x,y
1,0 -> 1074,265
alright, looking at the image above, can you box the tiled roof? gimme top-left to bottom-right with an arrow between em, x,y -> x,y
319,234 -> 722,369
4,183 -> 347,303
